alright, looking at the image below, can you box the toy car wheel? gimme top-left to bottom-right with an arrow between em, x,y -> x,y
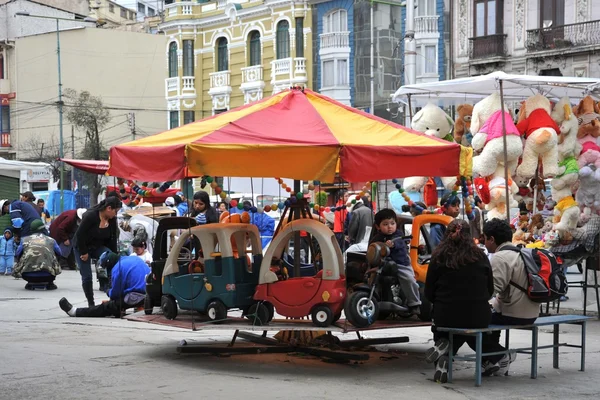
247,303 -> 270,326
264,302 -> 275,322
418,286 -> 432,322
345,291 -> 379,328
144,294 -> 153,315
332,311 -> 342,323
161,295 -> 178,320
311,305 -> 333,327
207,300 -> 227,323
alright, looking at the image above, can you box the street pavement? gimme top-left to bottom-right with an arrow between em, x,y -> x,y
0,267 -> 599,400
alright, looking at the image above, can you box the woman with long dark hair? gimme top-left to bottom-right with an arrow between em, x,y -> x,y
424,219 -> 502,383
190,191 -> 218,225
73,196 -> 122,307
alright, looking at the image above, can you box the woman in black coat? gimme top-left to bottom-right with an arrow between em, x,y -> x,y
73,196 -> 122,307
424,219 -> 502,383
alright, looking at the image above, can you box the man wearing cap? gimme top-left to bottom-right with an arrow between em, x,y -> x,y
8,198 -> 43,237
13,219 -> 62,290
173,194 -> 188,216
59,251 -> 150,318
21,191 -> 42,216
50,208 -> 86,270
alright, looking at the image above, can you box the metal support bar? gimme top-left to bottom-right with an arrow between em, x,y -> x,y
531,327 -> 539,379
553,324 -> 559,369
336,336 -> 409,348
448,332 -> 454,383
229,330 -> 239,347
475,332 -> 482,387
581,321 -> 586,371
237,331 -> 280,346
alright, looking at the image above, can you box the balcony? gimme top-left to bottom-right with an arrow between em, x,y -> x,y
414,16 -> 439,36
209,70 -> 230,90
181,76 -> 195,96
526,20 -> 600,52
241,66 -> 265,104
165,77 -> 179,98
1,133 -> 10,148
320,32 -> 350,49
468,34 -> 507,60
208,71 -> 232,111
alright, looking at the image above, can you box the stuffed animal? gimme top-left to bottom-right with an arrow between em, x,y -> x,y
517,214 -> 530,231
411,103 -> 455,142
574,96 -> 600,181
575,165 -> 600,219
551,185 -> 579,237
453,104 -> 474,146
470,93 -> 523,178
527,179 -> 546,212
516,94 -> 560,179
550,98 -> 581,191
512,175 -> 531,205
528,213 -> 545,237
476,175 -> 518,221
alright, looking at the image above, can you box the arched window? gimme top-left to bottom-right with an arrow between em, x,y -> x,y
249,31 -> 261,66
217,37 -> 228,71
276,20 -> 290,59
323,9 -> 348,33
168,42 -> 178,77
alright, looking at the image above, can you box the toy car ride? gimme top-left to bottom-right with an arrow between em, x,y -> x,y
253,219 -> 346,327
159,223 -> 264,322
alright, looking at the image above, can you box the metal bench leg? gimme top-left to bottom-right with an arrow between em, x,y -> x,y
531,327 -> 538,379
505,329 -> 510,349
475,332 -> 482,387
448,333 -> 454,383
594,270 -> 599,320
553,324 -> 559,369
583,263 -> 588,316
581,321 -> 586,372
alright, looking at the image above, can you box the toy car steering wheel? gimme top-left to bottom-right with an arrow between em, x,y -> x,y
188,260 -> 204,274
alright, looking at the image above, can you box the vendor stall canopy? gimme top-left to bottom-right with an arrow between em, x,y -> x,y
60,158 -> 109,175
392,71 -> 600,107
109,88 -> 471,183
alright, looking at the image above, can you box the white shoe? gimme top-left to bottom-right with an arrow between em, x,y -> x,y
494,352 -> 517,376
481,360 -> 500,376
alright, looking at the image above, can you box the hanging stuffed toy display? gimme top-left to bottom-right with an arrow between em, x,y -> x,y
423,178 -> 438,208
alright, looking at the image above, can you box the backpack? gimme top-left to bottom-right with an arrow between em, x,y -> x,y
503,246 -> 567,303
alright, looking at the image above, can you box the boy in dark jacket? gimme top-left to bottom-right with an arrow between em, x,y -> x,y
370,208 -> 421,314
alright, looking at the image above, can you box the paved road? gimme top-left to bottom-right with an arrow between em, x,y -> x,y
0,269 -> 599,400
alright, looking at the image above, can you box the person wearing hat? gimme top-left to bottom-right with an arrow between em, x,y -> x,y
59,250 -> 150,318
0,227 -> 16,275
49,208 -> 86,270
7,197 -> 42,237
172,194 -> 188,216
13,219 -> 62,290
21,191 -> 42,216
430,192 -> 461,249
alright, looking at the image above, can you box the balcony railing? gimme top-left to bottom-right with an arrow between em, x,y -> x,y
526,19 -> 600,52
241,65 -> 263,84
182,76 -> 195,94
294,58 -> 307,75
414,16 -> 439,34
468,34 -> 507,59
165,77 -> 179,97
1,133 -> 10,148
319,32 -> 350,49
182,4 -> 192,15
210,70 -> 230,89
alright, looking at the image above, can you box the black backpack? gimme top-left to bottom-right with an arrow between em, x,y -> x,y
503,246 -> 568,303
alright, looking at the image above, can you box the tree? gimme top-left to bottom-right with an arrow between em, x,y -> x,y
63,89 -> 111,206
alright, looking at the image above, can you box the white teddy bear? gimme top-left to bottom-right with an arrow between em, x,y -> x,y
551,185 -> 580,237
550,98 -> 581,191
471,93 -> 524,178
576,165 -> 600,219
475,173 -> 519,221
516,94 -> 559,178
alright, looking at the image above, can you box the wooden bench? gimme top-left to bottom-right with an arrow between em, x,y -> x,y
436,315 -> 592,386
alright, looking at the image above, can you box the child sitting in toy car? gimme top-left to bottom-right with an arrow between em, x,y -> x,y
369,208 -> 422,315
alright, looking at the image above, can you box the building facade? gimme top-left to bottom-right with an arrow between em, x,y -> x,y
453,0 -> 600,78
160,0 -> 313,126
89,0 -> 137,26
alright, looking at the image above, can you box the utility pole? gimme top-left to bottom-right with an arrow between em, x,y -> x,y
404,0 -> 416,126
57,17 -> 64,213
128,112 -> 136,141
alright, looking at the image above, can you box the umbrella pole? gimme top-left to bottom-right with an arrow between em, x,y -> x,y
499,80 -> 511,223
293,180 -> 301,278
407,94 -> 414,124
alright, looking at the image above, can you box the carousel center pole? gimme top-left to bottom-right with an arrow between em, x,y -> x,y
498,79 -> 511,222
293,179 -> 301,277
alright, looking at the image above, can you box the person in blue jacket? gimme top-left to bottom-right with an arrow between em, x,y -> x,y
0,227 -> 16,275
251,209 -> 275,248
8,200 -> 41,237
429,193 -> 461,249
58,251 -> 150,318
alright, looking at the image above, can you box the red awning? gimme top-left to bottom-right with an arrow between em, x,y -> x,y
60,158 -> 109,175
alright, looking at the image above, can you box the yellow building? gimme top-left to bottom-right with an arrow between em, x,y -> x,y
160,0 -> 313,127
89,0 -> 137,27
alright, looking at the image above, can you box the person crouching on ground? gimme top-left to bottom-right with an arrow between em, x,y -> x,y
59,251 -> 150,318
131,237 -> 152,265
13,219 -> 62,290
424,219 -> 500,383
370,208 -> 421,315
429,193 -> 461,249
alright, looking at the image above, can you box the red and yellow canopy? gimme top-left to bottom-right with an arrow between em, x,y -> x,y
108,89 -> 471,182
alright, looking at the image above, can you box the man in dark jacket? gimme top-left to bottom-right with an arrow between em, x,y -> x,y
9,200 -> 42,237
59,251 -> 150,318
21,191 -> 42,216
50,208 -> 86,270
348,197 -> 374,244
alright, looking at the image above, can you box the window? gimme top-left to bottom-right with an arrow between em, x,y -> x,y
109,3 -> 114,13
148,7 -> 155,16
120,7 -> 126,18
169,111 -> 179,129
249,31 -> 261,66
217,37 -> 228,71
322,60 -> 334,87
540,0 -> 564,27
323,9 -> 347,33
129,11 -> 134,20
138,3 -> 146,14
337,59 -> 348,85
183,40 -> 194,76
1,106 -> 10,133
276,20 -> 290,59
168,42 -> 178,77
295,18 -> 304,57
424,45 -> 436,74
474,0 -> 503,37
184,111 -> 195,125
417,0 -> 435,16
